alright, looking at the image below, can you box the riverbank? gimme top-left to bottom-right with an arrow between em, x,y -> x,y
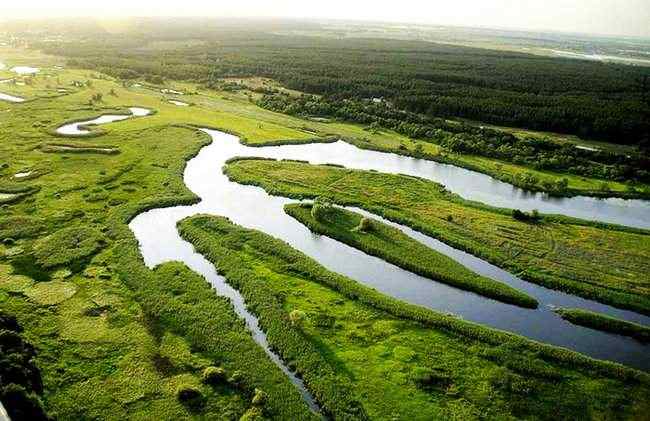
224,159 -> 650,315
284,203 -> 538,308
178,213 -> 650,420
555,308 -> 650,343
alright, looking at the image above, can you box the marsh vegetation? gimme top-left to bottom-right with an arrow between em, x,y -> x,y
0,20 -> 649,420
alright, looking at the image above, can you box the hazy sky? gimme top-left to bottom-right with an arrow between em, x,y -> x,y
3,0 -> 650,38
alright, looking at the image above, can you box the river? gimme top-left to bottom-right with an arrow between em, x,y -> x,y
128,129 -> 649,372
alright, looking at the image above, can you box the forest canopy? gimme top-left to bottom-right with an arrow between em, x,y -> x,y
27,19 -> 650,147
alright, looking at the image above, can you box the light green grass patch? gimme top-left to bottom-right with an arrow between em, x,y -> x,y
0,264 -> 35,292
24,281 -> 77,305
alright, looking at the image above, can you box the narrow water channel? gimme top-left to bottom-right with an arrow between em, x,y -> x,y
55,107 -> 151,135
128,129 -> 649,372
0,92 -> 25,102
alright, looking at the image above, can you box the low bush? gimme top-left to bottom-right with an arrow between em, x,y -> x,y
411,366 -> 452,389
289,309 -> 307,328
240,407 -> 264,421
512,209 -> 541,222
176,384 -> 203,409
201,366 -> 226,384
0,311 -> 49,420
310,198 -> 332,222
0,216 -> 45,239
251,388 -> 268,406
352,217 -> 373,233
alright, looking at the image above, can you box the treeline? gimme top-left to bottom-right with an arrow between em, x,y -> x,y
29,20 -> 650,145
259,92 -> 650,186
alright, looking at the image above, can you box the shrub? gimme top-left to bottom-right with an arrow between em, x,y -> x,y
201,366 -> 226,384
228,370 -> 246,388
411,366 -> 452,389
251,388 -> 268,406
176,384 -> 203,409
289,309 -> 307,328
312,313 -> 335,328
310,198 -> 332,222
0,216 -> 44,239
512,209 -> 541,223
239,407 -> 264,421
353,217 -> 373,233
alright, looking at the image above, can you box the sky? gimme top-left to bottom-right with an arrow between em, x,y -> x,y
2,0 -> 650,38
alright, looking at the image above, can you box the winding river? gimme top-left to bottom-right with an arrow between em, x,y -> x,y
53,113 -> 650,408
55,107 -> 151,135
126,129 -> 649,370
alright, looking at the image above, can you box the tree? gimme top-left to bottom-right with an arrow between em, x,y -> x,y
289,309 -> 307,328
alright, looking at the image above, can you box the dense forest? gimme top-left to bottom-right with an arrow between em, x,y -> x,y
25,19 -> 650,146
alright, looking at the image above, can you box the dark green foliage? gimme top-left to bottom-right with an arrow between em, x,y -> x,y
0,216 -> 45,240
0,384 -> 50,421
176,384 -> 203,410
201,366 -> 226,385
555,308 -> 650,342
0,311 -> 50,421
512,209 -> 542,222
33,226 -> 105,268
286,204 -> 538,308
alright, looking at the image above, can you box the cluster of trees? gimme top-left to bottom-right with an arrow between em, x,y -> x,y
259,92 -> 650,185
